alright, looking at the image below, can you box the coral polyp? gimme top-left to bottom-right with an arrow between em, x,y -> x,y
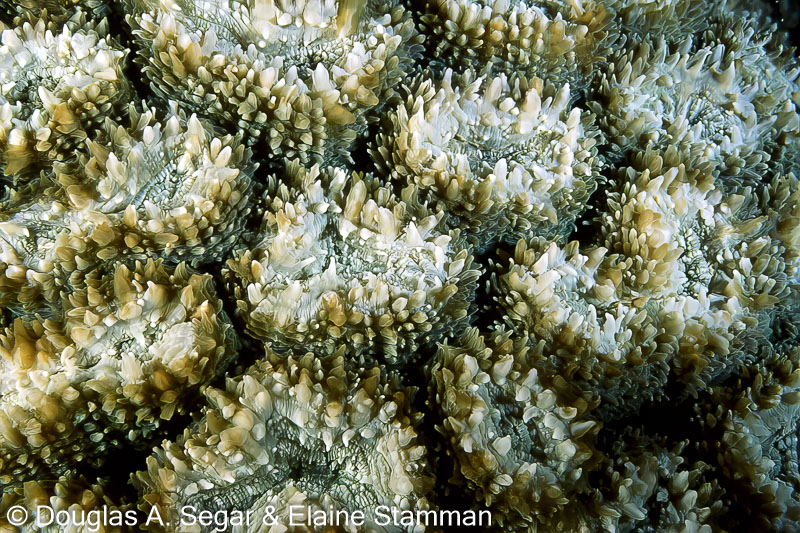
135,347 -> 434,532
414,0 -> 607,87
372,69 -> 601,247
0,11 -> 129,180
0,102 -> 257,319
428,326 -> 604,529
224,161 -> 479,366
125,0 -> 423,163
0,0 -> 798,531
0,259 -> 237,484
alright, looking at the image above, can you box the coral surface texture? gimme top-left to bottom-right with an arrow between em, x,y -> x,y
0,0 -> 798,531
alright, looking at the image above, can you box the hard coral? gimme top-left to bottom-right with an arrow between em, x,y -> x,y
0,259 -> 237,484
125,0 -> 423,164
372,69 -> 601,248
0,0 -> 796,532
135,347 -> 434,532
224,160 -> 478,366
0,11 -> 129,180
0,102 -> 256,316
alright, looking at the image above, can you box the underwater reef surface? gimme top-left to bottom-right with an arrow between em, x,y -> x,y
0,0 -> 798,531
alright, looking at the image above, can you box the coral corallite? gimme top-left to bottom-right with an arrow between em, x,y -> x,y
0,0 -> 799,532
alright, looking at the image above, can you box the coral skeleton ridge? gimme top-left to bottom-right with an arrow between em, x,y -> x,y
0,0 -> 798,532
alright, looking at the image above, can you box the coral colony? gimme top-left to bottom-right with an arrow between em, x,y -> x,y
0,0 -> 798,531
